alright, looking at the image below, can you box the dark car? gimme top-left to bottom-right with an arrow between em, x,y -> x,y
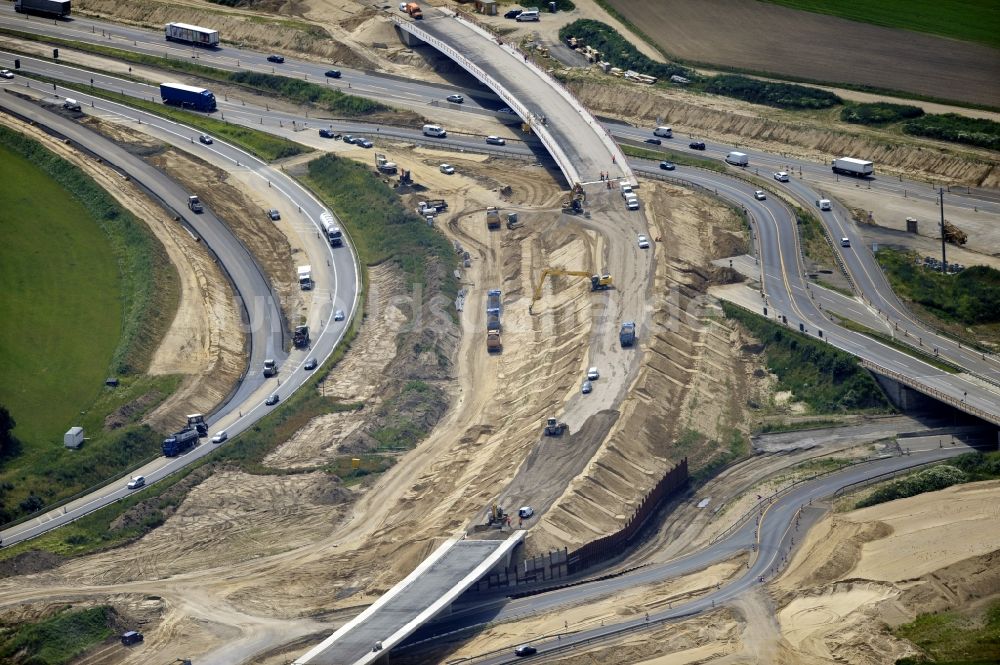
689,141 -> 706,150
319,128 -> 340,139
199,134 -> 213,145
267,54 -> 285,63
304,358 -> 318,371
504,9 -> 523,19
357,138 -> 373,148
325,69 -> 341,78
265,394 -> 280,406
267,209 -> 281,221
659,161 -> 676,170
644,137 -> 662,145
514,645 -> 537,657
343,134 -> 356,144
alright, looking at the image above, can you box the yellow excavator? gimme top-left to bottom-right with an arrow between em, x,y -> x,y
530,268 -> 612,312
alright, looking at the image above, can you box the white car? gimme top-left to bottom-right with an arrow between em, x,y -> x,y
587,366 -> 599,380
334,309 -> 346,321
754,190 -> 766,201
485,135 -> 506,146
211,431 -> 228,444
637,234 -> 650,249
518,506 -> 534,519
439,164 -> 455,175
0,70 -> 13,80
127,476 -> 146,490
773,171 -> 789,182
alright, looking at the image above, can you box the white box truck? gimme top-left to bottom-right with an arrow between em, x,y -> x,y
297,265 -> 313,290
831,157 -> 874,178
165,23 -> 220,48
725,151 -> 749,167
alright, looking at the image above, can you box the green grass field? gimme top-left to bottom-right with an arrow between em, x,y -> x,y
0,144 -> 122,445
764,0 -> 1000,49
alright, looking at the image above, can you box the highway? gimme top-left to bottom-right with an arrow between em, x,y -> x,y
420,444 -> 974,663
0,86 -> 360,548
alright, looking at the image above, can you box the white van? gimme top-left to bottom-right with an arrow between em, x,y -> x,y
516,9 -> 539,21
620,181 -> 633,197
654,126 -> 673,138
63,98 -> 82,111
422,124 -> 447,138
725,151 -> 748,167
817,199 -> 832,211
625,194 -> 639,210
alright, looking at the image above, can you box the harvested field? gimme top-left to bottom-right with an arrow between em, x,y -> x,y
605,0 -> 1000,107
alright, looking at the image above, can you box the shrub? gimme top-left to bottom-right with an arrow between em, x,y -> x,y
705,74 -> 840,109
227,72 -> 388,116
856,465 -> 967,508
840,102 -> 924,125
903,113 -> 1000,150
558,19 -> 693,81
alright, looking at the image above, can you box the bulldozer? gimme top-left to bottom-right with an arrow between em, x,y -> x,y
943,220 -> 968,245
530,268 -> 613,312
544,417 -> 568,436
561,182 -> 586,214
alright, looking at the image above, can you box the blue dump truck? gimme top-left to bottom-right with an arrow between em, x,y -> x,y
619,321 -> 636,347
160,82 -> 217,112
162,427 -> 199,457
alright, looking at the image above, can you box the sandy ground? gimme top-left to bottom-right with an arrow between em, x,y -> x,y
0,110 -> 244,429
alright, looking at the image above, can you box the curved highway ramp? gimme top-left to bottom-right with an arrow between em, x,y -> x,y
392,8 -> 633,187
294,532 -> 523,664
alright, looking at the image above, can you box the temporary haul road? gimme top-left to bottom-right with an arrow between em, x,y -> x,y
0,6 -> 998,664
0,90 -> 361,548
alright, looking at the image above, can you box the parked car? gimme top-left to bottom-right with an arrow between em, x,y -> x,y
587,366 -> 600,380
638,234 -> 650,249
644,137 -> 662,145
357,138 -> 373,148
319,128 -> 340,139
265,394 -> 280,406
211,431 -> 228,444
754,190 -> 767,201
446,94 -> 464,103
659,161 -> 675,171
199,134 -> 213,145
504,9 -> 523,19
127,476 -> 146,490
343,134 -> 356,144
266,54 -> 285,63
514,645 -> 537,657
325,69 -> 341,78
689,141 -> 706,150
334,309 -> 345,321
581,380 -> 592,394
267,209 -> 281,221
485,135 -> 506,146
440,163 -> 455,175
773,171 -> 789,182
304,358 -> 318,370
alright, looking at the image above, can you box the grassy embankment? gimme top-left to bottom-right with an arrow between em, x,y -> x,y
722,301 -> 893,415
619,143 -> 725,172
763,0 -> 1000,49
0,126 -> 179,526
894,599 -> 1000,665
875,247 -> 1000,349
855,450 -> 1000,509
0,154 -> 458,562
0,605 -> 116,665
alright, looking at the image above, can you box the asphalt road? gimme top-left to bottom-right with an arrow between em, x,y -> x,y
430,444 -> 972,663
0,87 -> 359,548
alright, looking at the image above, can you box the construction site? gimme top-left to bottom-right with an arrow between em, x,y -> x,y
0,1 -> 998,664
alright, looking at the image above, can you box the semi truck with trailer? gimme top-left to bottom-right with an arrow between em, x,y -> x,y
162,427 -> 198,456
320,212 -> 343,247
831,157 -> 874,178
160,82 -> 217,112
164,23 -> 220,48
15,0 -> 71,17
486,289 -> 502,315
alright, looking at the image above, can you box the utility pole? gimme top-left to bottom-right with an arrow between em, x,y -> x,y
939,188 -> 947,273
